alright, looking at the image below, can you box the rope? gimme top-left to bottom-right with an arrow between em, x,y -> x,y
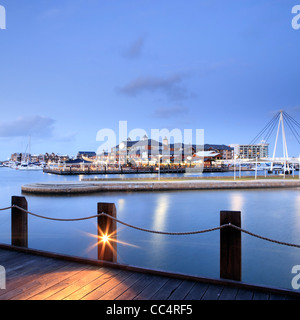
0,206 -> 15,211
229,224 -> 300,249
11,205 -> 103,222
100,213 -> 300,248
2,205 -> 300,248
98,212 -> 226,235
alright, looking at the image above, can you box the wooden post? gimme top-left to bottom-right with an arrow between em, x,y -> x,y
220,210 -> 241,281
97,203 -> 117,262
11,196 -> 28,248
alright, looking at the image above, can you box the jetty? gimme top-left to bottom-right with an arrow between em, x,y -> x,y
21,177 -> 300,195
42,167 -> 228,175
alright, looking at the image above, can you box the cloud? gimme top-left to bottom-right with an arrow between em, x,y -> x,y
123,36 -> 146,59
152,106 -> 189,118
286,106 -> 300,114
118,73 -> 189,101
0,116 -> 55,138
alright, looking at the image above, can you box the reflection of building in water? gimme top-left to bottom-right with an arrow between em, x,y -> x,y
153,194 -> 170,232
117,198 -> 126,214
149,194 -> 171,266
230,193 -> 244,212
293,195 -> 300,238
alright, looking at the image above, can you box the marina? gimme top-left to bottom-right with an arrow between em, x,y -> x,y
1,167 -> 300,295
2,112 -> 300,298
2,2 -> 300,303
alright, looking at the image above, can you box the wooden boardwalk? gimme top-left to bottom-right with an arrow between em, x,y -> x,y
0,247 -> 299,300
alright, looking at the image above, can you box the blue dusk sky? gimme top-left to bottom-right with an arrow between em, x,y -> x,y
0,0 -> 300,159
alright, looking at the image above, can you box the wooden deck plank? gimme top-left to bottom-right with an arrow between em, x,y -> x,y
99,272 -> 143,300
0,250 -> 22,261
9,263 -> 86,300
184,282 -> 208,300
43,265 -> 104,300
269,293 -> 287,300
57,267 -> 115,300
252,291 -> 270,300
235,288 -> 254,300
29,264 -> 94,300
116,274 -> 157,300
45,266 -> 110,300
3,259 -> 57,291
1,250 -> 46,274
0,248 -> 299,300
4,258 -> 64,289
80,269 -> 135,300
168,280 -> 196,300
2,254 -> 42,276
201,284 -> 224,300
149,278 -> 183,300
0,258 -> 71,300
133,276 -> 169,300
218,286 -> 239,300
66,269 -> 131,300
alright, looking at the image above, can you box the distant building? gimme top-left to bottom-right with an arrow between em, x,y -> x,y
11,153 -> 21,162
31,154 -> 46,162
109,137 -> 233,165
10,153 -> 32,162
230,141 -> 269,159
111,135 -> 163,165
44,153 -> 69,163
77,151 -> 96,159
204,144 -> 234,160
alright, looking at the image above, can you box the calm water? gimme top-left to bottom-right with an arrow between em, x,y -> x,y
0,167 -> 300,291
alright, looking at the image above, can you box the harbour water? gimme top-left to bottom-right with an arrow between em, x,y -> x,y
0,167 -> 300,291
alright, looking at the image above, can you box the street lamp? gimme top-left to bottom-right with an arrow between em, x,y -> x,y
158,154 -> 162,181
255,156 -> 258,180
233,152 -> 237,180
187,156 -> 192,167
119,142 -> 125,171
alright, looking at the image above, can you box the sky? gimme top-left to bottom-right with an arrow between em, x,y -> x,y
1,0 -> 300,159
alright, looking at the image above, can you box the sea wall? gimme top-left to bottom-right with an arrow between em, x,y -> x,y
21,179 -> 300,194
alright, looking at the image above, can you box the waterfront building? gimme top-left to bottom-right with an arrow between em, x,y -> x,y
192,150 -> 220,167
109,137 -> 232,166
44,153 -> 69,163
10,153 -> 22,162
111,135 -> 163,166
77,151 -> 96,160
30,154 -> 47,162
204,144 -> 234,160
230,141 -> 269,159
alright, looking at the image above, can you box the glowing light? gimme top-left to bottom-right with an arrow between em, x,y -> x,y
101,234 -> 110,243
83,223 -> 140,257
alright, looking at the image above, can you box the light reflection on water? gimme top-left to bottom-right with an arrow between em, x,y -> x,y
0,168 -> 300,290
